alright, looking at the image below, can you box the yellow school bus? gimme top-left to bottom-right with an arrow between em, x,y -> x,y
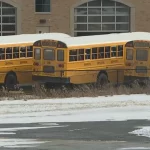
32,32 -> 150,87
0,33 -> 70,90
124,40 -> 150,83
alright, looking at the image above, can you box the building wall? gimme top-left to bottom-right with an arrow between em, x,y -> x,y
5,0 -> 150,35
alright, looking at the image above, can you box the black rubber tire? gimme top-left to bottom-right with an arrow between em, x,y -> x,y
5,74 -> 17,91
97,73 -> 108,88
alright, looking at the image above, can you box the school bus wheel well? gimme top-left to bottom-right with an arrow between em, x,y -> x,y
5,71 -> 17,83
98,71 -> 108,78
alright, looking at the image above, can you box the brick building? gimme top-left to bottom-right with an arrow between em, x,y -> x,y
1,0 -> 150,36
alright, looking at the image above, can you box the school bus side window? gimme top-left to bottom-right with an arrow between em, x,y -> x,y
126,49 -> 133,60
69,50 -> 77,62
6,47 -> 12,59
0,48 -> 5,60
13,47 -> 19,59
85,49 -> 91,59
118,45 -> 123,57
27,46 -> 33,57
98,47 -> 104,59
78,49 -> 84,61
20,47 -> 26,58
92,48 -> 97,59
111,46 -> 117,57
105,46 -> 110,58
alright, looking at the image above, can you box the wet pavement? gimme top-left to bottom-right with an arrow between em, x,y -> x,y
0,120 -> 150,150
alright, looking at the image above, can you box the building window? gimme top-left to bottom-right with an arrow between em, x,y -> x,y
35,0 -> 50,12
74,0 -> 130,36
0,2 -> 16,36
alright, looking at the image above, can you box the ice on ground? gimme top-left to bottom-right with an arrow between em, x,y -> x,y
120,147 -> 150,149
129,126 -> 150,138
0,138 -> 47,148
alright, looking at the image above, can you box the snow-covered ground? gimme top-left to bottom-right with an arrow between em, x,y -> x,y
1,94 -> 150,123
1,94 -> 150,148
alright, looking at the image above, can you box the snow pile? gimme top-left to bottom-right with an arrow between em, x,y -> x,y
129,127 -> 150,138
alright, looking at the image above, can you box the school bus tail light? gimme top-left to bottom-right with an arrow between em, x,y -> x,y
58,64 -> 64,68
125,62 -> 132,66
33,62 -> 40,66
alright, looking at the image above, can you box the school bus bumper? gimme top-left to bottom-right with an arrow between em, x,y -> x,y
32,75 -> 70,84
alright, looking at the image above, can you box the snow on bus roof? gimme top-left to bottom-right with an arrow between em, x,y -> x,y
0,33 -> 70,45
55,32 -> 150,47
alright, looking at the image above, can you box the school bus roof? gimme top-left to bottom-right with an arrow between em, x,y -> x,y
0,33 -> 70,46
55,32 -> 150,47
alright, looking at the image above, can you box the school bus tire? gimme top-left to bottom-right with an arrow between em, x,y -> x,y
96,73 -> 108,88
4,73 -> 17,91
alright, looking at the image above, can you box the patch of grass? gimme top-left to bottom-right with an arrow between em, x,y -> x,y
0,80 -> 150,100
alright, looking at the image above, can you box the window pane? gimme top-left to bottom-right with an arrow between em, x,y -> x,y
88,16 -> 101,22
102,8 -> 115,15
111,46 -> 117,57
0,48 -> 5,60
36,5 -> 43,12
44,49 -> 55,60
105,46 -> 110,58
69,50 -> 77,61
88,24 -> 101,30
78,3 -> 87,7
116,8 -> 129,15
2,33 -> 15,36
42,5 -> 50,12
57,50 -> 64,61
102,16 -> 115,22
43,0 -> 50,5
99,47 -> 104,58
35,0 -> 50,12
2,8 -> 15,15
136,49 -> 148,61
36,0 -> 43,5
34,48 -> 41,60
102,24 -> 115,30
85,49 -> 91,59
74,24 -> 87,31
116,24 -> 129,30
88,0 -> 101,6
74,16 -> 87,23
126,49 -> 133,60
2,2 -> 13,7
88,8 -> 101,15
116,2 -> 127,7
116,16 -> 129,22
2,16 -> 15,23
118,45 -> 123,57
2,25 -> 15,31
102,0 -> 115,7
74,8 -> 87,15
36,0 -> 50,5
